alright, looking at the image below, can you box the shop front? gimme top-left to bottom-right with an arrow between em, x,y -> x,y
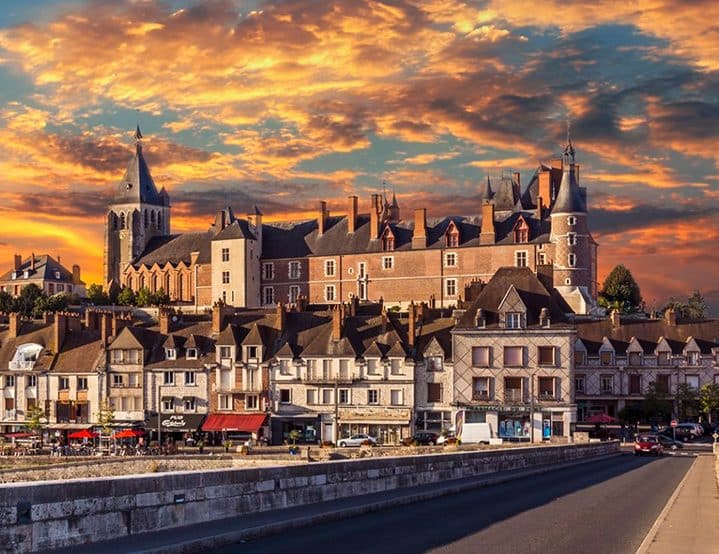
202,413 -> 268,446
337,407 -> 411,445
270,414 -> 320,445
159,413 -> 207,445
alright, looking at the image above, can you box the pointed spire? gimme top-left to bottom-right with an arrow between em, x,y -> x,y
553,132 -> 585,214
478,175 -> 494,202
564,119 -> 575,164
135,124 -> 143,155
391,190 -> 398,208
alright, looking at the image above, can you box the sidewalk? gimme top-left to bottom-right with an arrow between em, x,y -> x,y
639,454 -> 719,554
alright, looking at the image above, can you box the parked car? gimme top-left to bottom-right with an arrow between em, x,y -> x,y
634,434 -> 664,456
656,434 -> 683,450
659,424 -> 696,442
337,434 -> 377,447
403,432 -> 438,446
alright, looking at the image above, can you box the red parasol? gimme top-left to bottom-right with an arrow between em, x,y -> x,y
586,413 -> 617,424
115,429 -> 144,438
68,429 -> 97,439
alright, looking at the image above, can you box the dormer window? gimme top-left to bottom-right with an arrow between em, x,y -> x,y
54,270 -> 61,280
381,227 -> 395,251
23,270 -> 30,279
513,218 -> 529,243
445,221 -> 460,247
600,351 -> 613,365
686,351 -> 699,365
246,345 -> 259,361
186,348 -> 198,360
506,312 -> 522,329
165,348 -> 176,360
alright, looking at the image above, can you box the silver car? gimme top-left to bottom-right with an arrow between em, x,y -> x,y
337,434 -> 377,447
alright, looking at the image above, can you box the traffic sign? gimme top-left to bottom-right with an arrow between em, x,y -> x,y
671,419 -> 678,428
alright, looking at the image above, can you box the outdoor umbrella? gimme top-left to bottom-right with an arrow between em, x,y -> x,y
68,429 -> 96,439
115,429 -> 143,438
586,413 -> 617,424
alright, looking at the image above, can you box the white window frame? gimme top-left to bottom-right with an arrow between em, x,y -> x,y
445,252 -> 457,267
368,389 -> 379,404
222,271 -> 230,284
288,261 -> 301,279
390,389 -> 404,406
184,371 -> 196,385
165,348 -> 176,360
506,312 -> 522,329
218,394 -> 232,410
162,396 -> 175,411
263,286 -> 275,306
221,248 -> 230,262
263,263 -> 274,280
289,285 -> 300,303
567,216 -> 577,226
515,250 -> 528,268
183,396 -> 196,411
568,253 -> 576,267
538,252 -> 547,265
338,388 -> 350,404
324,259 -> 336,277
575,375 -> 585,393
245,394 -> 259,410
567,233 -> 577,246
382,256 -> 394,270
325,285 -> 336,302
163,371 -> 175,385
445,278 -> 457,297
186,348 -> 198,360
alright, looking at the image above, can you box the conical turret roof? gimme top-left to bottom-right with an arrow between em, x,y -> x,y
553,141 -> 586,214
113,127 -> 163,206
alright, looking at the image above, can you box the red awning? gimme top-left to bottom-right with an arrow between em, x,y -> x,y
202,413 -> 267,433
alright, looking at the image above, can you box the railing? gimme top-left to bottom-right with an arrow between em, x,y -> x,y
9,360 -> 35,370
472,392 -> 491,401
538,392 -> 558,401
3,410 -> 16,421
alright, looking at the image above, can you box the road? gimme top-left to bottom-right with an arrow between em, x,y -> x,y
214,454 -> 694,554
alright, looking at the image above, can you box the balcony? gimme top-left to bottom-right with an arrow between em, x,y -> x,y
9,360 -> 35,370
504,389 -> 525,403
538,392 -> 560,402
472,392 -> 492,401
304,377 -> 356,385
3,410 -> 16,421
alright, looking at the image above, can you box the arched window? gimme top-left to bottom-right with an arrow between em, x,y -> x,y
151,211 -> 156,228
445,221 -> 460,247
111,213 -> 118,230
144,210 -> 149,228
152,274 -> 158,292
165,273 -> 171,298
158,212 -> 163,231
126,276 -> 133,289
178,273 -> 184,300
120,213 -> 126,229
139,275 -> 145,289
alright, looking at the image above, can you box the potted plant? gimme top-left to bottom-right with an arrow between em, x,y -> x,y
288,430 -> 301,455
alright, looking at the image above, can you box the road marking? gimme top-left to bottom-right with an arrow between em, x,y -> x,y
635,456 -> 697,554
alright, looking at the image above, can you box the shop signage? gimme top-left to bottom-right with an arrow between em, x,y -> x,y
160,414 -> 204,431
464,405 -> 531,414
338,407 -> 411,421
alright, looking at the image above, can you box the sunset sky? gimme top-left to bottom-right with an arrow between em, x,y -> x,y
1,0 -> 718,312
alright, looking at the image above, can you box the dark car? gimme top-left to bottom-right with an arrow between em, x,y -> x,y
404,432 -> 439,446
659,425 -> 695,442
634,434 -> 664,456
656,434 -> 683,450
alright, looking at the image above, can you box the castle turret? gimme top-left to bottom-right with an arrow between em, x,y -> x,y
550,137 -> 597,314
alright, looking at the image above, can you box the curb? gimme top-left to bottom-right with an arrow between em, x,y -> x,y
635,455 -> 697,554
134,452 -> 622,554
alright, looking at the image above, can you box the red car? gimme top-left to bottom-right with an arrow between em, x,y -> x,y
634,434 -> 664,456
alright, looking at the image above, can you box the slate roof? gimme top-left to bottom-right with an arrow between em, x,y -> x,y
212,219 -> 256,241
113,142 -> 164,206
0,255 -> 83,285
553,163 -> 586,214
132,232 -> 211,268
575,318 -> 719,355
0,321 -> 55,371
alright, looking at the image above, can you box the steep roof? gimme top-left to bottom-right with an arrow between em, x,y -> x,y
131,232 -> 211,268
0,255 -> 82,285
113,136 -> 164,206
212,219 -> 256,241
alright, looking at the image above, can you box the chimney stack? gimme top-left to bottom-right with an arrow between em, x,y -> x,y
408,301 -> 417,347
100,312 -> 111,346
317,201 -> 329,236
30,253 -> 36,271
350,295 -> 359,317
54,312 -> 67,353
347,196 -> 358,234
72,265 -> 81,285
665,308 -> 676,326
539,307 -> 550,328
513,172 -> 521,188
536,196 -> 544,219
611,309 -> 621,328
276,302 -> 286,333
212,300 -> 227,334
412,208 -> 427,249
538,170 -> 552,209
370,194 -> 381,240
159,307 -> 172,335
331,304 -> 344,341
480,201 -> 496,244
8,313 -> 21,338
85,309 -> 98,330
474,308 -> 485,328
13,254 -> 22,271
381,306 -> 388,334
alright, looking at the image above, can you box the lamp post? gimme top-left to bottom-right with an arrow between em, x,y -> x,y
530,372 -> 535,443
157,381 -> 163,448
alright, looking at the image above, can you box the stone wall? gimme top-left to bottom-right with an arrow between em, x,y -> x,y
0,441 -> 618,553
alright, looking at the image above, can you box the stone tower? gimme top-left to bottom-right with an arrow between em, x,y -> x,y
549,138 -> 597,314
103,126 -> 171,287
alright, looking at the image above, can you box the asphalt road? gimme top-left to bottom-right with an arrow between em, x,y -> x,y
215,453 -> 694,554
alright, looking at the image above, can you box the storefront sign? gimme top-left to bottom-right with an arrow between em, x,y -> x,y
338,407 -> 411,422
464,405 -> 531,414
160,414 -> 205,431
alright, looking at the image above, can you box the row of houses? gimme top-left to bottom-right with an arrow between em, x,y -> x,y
2,268 -> 718,444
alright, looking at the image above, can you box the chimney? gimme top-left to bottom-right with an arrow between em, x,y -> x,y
332,304 -> 343,341
513,172 -> 521,188
72,265 -> 81,285
474,308 -> 485,328
13,254 -> 22,271
538,170 -> 551,208
611,309 -> 621,328
370,194 -> 381,240
30,253 -> 36,271
159,308 -> 172,335
8,313 -> 20,338
412,208 -> 427,249
276,302 -> 286,333
85,309 -> 98,330
480,201 -> 496,244
100,312 -> 111,346
54,312 -> 67,353
665,308 -> 676,326
317,201 -> 328,236
536,196 -> 544,219
347,195 -> 358,234
350,295 -> 359,317
212,301 -> 226,334
408,301 -> 417,347
381,306 -> 388,334
539,307 -> 550,328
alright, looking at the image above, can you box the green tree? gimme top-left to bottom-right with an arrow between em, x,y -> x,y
675,383 -> 699,420
685,291 -> 708,320
641,381 -> 673,424
0,290 -> 13,312
136,287 -> 169,307
31,293 -> 70,318
699,383 -> 719,423
25,405 -> 46,445
86,283 -> 110,306
14,284 -> 45,317
117,287 -> 137,306
598,265 -> 643,313
96,401 -> 115,436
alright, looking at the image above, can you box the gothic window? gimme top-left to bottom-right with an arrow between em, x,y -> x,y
139,275 -> 145,289
158,212 -> 163,231
165,273 -> 171,296
152,274 -> 159,292
151,211 -> 156,228
178,273 -> 184,299
445,222 -> 460,247
120,213 -> 126,229
513,218 -> 529,243
112,213 -> 118,230
144,210 -> 149,228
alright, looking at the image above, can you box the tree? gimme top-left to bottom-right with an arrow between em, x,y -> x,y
86,283 -> 110,306
675,383 -> 699,420
31,293 -> 69,318
136,287 -> 169,307
117,287 -> 137,306
598,265 -> 643,313
699,383 -> 719,423
25,405 -> 46,446
14,284 -> 44,317
641,381 -> 672,424
96,401 -> 115,436
0,290 -> 13,312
